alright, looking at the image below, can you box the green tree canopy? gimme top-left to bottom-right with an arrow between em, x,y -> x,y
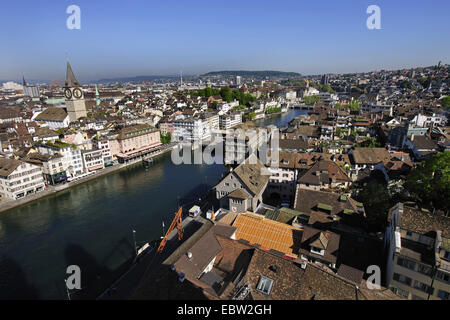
354,177 -> 391,231
355,137 -> 381,148
439,96 -> 450,110
303,95 -> 321,105
405,152 -> 450,211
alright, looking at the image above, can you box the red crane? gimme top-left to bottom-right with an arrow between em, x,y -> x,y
132,207 -> 184,297
156,207 -> 183,253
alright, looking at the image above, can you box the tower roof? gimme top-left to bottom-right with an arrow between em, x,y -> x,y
65,61 -> 80,87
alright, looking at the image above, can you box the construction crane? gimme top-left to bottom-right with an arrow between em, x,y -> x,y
156,207 -> 183,253
130,207 -> 184,298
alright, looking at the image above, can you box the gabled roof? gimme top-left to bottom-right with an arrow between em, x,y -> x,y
295,188 -> 363,217
35,107 -> 68,122
0,157 -> 21,178
279,139 -> 311,150
0,106 -> 21,120
116,124 -> 158,140
410,135 -> 438,150
298,160 -> 351,186
389,204 -> 450,238
228,188 -> 251,200
232,155 -> 269,196
310,232 -> 330,250
232,212 -> 303,257
169,223 -> 237,281
351,147 -> 390,164
300,226 -> 340,264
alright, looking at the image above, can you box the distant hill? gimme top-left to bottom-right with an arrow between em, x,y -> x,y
94,75 -> 180,84
202,70 -> 301,78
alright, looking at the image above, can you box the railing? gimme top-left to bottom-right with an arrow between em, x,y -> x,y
232,283 -> 251,300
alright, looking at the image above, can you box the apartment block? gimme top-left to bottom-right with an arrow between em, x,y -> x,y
385,203 -> 450,300
0,157 -> 45,200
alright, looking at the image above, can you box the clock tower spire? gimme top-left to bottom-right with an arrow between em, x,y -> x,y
64,60 -> 87,122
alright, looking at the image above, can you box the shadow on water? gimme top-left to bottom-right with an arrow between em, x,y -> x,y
0,257 -> 39,299
64,241 -> 135,300
178,183 -> 210,208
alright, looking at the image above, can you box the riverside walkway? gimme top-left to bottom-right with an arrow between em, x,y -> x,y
0,142 -> 177,214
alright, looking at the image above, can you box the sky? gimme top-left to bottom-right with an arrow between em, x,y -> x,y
1,0 -> 449,82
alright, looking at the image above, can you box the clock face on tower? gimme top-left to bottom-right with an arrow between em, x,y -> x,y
64,89 -> 72,99
73,88 -> 83,99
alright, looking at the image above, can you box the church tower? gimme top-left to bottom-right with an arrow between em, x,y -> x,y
95,84 -> 100,108
64,61 -> 87,122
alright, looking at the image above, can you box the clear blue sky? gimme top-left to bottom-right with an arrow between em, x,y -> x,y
1,0 -> 449,82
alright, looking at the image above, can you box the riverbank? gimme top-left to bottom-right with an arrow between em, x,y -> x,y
0,109 -> 305,299
0,143 -> 176,215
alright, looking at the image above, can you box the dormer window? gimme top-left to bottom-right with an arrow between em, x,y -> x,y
310,246 -> 325,256
444,251 -> 450,261
256,276 -> 274,295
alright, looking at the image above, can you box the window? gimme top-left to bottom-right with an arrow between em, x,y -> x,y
406,231 -> 412,237
436,271 -> 450,284
393,273 -> 412,286
444,251 -> 450,261
396,288 -> 409,299
413,280 -> 433,294
416,264 -> 432,276
438,290 -> 449,300
397,257 -> 416,271
256,276 -> 273,295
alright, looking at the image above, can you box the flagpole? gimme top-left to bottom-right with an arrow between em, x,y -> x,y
132,230 -> 137,257
162,221 -> 165,237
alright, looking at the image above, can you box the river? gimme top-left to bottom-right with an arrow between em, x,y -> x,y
0,109 -> 307,299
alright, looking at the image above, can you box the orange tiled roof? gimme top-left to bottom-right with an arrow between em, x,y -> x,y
232,212 -> 303,257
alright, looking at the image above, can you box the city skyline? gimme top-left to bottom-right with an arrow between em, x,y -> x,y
1,0 -> 450,81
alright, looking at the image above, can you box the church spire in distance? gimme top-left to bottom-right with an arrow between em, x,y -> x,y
65,60 -> 80,87
95,84 -> 100,107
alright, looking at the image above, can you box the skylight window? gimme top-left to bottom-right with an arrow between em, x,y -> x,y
257,276 -> 274,295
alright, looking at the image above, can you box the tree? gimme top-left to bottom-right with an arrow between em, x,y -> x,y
233,105 -> 246,111
355,137 -> 381,148
418,77 -> 431,88
160,132 -> 172,144
303,95 -> 321,105
220,87 -> 233,103
405,152 -> 450,211
439,96 -> 450,110
265,106 -> 282,114
349,99 -> 360,111
350,86 -> 364,94
354,179 -> 391,231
